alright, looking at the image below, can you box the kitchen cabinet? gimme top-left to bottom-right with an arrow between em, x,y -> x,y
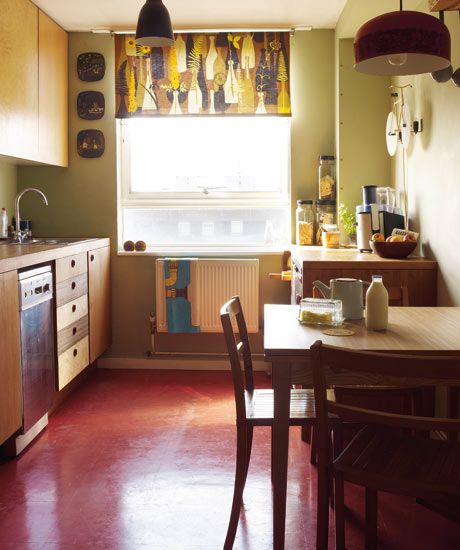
291,247 -> 437,306
55,252 -> 90,390
0,0 -> 39,160
38,10 -> 68,167
0,271 -> 22,445
88,246 -> 111,363
55,245 -> 111,389
0,0 -> 68,165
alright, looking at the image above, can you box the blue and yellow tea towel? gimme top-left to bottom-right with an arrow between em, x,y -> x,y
164,258 -> 200,333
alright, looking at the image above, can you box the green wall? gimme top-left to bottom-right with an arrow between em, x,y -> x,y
336,38 -> 391,211
18,30 -> 335,358
0,161 -> 17,219
391,9 -> 460,306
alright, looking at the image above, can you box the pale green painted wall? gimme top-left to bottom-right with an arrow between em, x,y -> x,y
18,30 -> 335,357
0,161 -> 17,218
336,39 -> 391,211
391,9 -> 460,306
290,30 -> 335,216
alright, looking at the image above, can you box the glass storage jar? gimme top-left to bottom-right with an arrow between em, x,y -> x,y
321,223 -> 340,249
316,199 -> 337,244
296,200 -> 315,245
318,155 -> 336,200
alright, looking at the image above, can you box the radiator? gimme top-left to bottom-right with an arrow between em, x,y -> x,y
155,259 -> 259,333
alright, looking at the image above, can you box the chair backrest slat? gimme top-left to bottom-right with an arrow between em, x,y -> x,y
311,341 -> 460,461
220,296 -> 254,421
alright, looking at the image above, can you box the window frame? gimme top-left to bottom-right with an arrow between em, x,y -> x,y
117,117 -> 292,252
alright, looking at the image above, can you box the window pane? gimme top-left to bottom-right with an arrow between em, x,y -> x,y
122,207 -> 289,247
125,117 -> 290,195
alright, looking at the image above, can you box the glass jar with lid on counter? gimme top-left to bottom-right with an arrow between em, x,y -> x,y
316,199 -> 337,245
318,155 -> 336,200
296,200 -> 315,245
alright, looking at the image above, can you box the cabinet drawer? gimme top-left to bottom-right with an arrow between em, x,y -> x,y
55,252 -> 87,283
56,272 -> 88,307
57,315 -> 88,355
57,336 -> 89,390
56,294 -> 88,331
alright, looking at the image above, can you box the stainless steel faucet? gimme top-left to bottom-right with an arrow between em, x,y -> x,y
14,188 -> 49,243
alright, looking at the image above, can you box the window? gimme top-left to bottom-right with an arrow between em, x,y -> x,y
118,116 -> 291,251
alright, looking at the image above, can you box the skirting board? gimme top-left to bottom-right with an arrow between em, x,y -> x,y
98,356 -> 271,373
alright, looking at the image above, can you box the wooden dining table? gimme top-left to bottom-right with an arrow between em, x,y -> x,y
264,304 -> 460,550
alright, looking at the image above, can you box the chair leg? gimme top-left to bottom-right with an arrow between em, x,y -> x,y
244,426 -> 253,484
224,423 -> 249,550
310,424 -> 317,466
334,472 -> 345,550
302,425 -> 312,443
316,459 -> 330,550
365,488 -> 378,550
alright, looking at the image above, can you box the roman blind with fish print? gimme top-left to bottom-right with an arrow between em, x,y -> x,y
114,32 -> 291,117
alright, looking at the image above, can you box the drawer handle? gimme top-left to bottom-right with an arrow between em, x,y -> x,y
90,254 -> 95,262
73,327 -> 77,336
73,349 -> 78,357
71,260 -> 76,268
72,304 -> 77,313
71,282 -> 76,290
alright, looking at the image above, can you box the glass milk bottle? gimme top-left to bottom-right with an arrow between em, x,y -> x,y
365,275 -> 388,331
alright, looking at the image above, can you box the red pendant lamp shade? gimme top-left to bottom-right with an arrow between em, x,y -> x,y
354,10 -> 451,76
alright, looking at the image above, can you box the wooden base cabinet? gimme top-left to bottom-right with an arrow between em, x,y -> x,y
88,246 -> 111,363
55,252 -> 90,390
54,245 -> 111,390
0,271 -> 22,445
291,247 -> 437,306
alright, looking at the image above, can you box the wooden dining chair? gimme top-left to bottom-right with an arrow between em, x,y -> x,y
220,296 -> 318,549
309,285 -> 413,464
311,340 -> 460,550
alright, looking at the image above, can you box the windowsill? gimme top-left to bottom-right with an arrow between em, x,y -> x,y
117,245 -> 291,257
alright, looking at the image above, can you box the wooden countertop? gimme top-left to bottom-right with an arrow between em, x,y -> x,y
0,238 -> 110,274
290,246 -> 436,269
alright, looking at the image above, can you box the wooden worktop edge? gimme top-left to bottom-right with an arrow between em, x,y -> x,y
0,238 -> 110,274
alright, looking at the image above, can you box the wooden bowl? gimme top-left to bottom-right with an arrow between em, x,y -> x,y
370,240 -> 417,259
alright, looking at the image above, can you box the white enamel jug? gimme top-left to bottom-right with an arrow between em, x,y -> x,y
313,278 -> 369,320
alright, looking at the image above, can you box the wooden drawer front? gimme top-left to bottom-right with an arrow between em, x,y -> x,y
56,273 -> 88,307
55,253 -> 87,283
56,294 -> 88,331
57,315 -> 88,355
58,336 -> 89,390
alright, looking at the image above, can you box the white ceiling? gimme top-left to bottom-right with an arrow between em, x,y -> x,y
32,0 -> 347,32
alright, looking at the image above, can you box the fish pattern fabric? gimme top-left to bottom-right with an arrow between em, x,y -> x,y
115,32 -> 291,117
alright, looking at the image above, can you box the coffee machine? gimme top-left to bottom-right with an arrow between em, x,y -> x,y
356,185 -> 405,252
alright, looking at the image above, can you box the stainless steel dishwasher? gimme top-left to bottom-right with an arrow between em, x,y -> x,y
15,265 -> 55,455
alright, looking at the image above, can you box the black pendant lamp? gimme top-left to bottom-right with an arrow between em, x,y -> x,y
135,0 -> 174,48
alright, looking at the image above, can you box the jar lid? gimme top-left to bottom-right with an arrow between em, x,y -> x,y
316,199 -> 336,206
319,155 -> 335,161
297,199 -> 313,205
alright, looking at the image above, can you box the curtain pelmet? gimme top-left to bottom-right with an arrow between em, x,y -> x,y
115,32 -> 291,117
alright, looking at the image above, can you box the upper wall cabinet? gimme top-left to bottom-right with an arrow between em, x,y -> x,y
38,10 -> 68,167
0,0 -> 39,161
0,0 -> 68,167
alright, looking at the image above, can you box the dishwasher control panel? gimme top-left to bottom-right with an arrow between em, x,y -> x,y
18,265 -> 54,310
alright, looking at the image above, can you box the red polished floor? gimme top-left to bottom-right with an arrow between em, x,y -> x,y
1,369 -> 460,549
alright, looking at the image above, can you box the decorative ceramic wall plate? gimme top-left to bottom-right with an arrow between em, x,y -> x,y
77,53 -> 106,82
77,91 -> 105,120
77,130 -> 105,158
